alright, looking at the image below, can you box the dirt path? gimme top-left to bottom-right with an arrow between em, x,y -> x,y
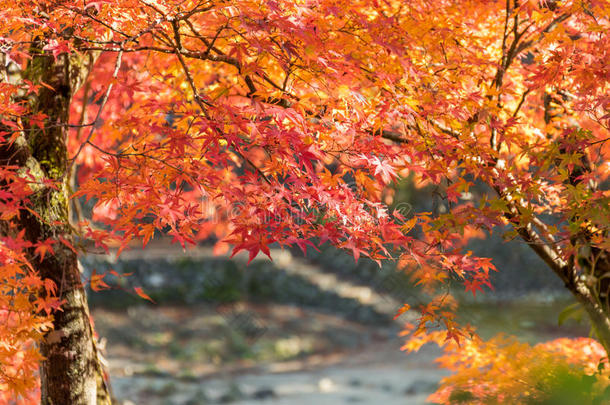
108,339 -> 445,405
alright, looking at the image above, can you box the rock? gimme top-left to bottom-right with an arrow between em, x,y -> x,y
380,383 -> 393,392
404,379 -> 438,395
318,377 -> 335,392
251,387 -> 276,400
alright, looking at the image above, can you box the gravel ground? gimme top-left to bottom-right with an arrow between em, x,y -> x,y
108,338 -> 445,405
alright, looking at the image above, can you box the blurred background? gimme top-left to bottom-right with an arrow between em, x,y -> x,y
82,177 -> 589,405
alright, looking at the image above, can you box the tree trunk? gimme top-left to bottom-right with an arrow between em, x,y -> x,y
35,248 -> 110,405
572,250 -> 610,356
0,39 -> 112,404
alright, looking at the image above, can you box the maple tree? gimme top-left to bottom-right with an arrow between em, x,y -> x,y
0,0 -> 608,403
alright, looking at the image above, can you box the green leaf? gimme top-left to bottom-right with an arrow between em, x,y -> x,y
558,302 -> 584,326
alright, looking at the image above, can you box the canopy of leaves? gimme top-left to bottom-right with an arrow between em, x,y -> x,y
0,0 -> 608,401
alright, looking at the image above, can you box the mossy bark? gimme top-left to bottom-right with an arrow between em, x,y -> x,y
0,40 -> 111,404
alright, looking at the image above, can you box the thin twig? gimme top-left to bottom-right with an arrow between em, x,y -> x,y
69,50 -> 123,166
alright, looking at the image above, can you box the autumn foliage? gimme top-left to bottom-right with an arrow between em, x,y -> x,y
0,167 -> 58,403
0,0 -> 609,403
417,333 -> 610,404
